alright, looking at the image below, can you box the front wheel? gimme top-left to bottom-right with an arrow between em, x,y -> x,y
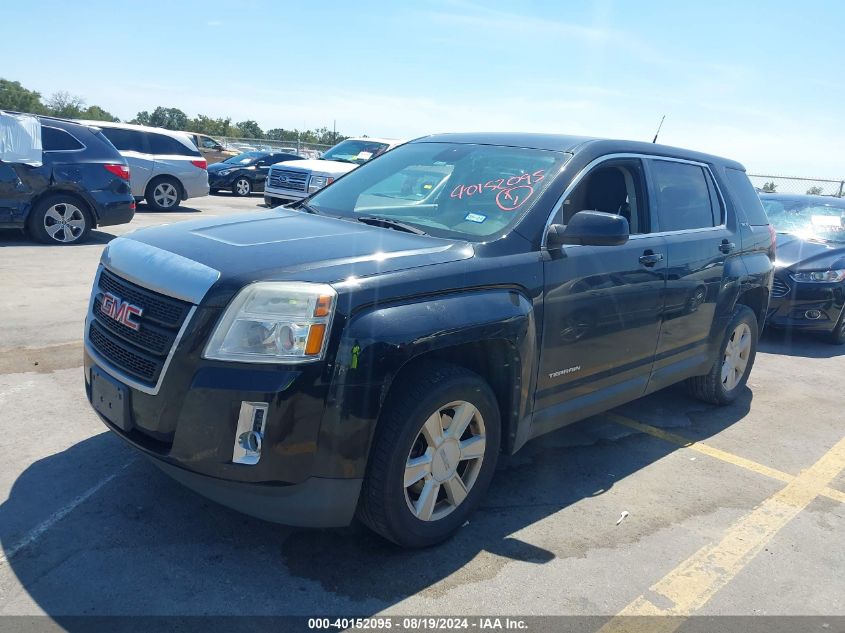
687,305 -> 758,405
358,362 -> 500,548
232,177 -> 252,197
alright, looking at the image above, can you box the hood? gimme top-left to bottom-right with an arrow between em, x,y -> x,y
107,210 -> 473,302
775,232 -> 845,272
271,158 -> 358,177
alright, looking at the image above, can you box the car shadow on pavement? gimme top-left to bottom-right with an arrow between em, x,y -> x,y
134,203 -> 202,214
0,228 -> 117,246
0,387 -> 752,618
759,327 -> 844,359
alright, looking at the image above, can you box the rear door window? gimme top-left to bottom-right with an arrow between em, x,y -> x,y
101,128 -> 147,153
148,133 -> 200,157
650,160 -> 717,231
42,126 -> 84,151
724,167 -> 769,225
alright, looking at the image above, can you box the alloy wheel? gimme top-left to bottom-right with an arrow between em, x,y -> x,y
43,203 -> 86,243
721,322 -> 752,390
235,178 -> 251,196
404,400 -> 486,522
153,182 -> 179,208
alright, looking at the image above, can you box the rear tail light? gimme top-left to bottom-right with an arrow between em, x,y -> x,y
191,159 -> 208,170
129,201 -> 136,210
104,163 -> 130,180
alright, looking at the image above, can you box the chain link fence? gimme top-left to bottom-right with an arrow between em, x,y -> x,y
218,136 -> 333,159
748,174 -> 845,197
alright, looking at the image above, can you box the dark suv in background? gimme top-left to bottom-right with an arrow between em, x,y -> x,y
83,133 -> 774,547
0,115 -> 135,244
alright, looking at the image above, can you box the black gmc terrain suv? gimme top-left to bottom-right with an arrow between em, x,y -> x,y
84,134 -> 774,547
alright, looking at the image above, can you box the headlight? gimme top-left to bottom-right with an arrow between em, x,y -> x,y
790,269 -> 845,283
308,175 -> 334,193
203,282 -> 336,363
218,169 -> 234,176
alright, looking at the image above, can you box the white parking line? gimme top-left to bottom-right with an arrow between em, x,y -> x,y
0,460 -> 133,567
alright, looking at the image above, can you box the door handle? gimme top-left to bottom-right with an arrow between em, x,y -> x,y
719,240 -> 736,254
639,251 -> 664,267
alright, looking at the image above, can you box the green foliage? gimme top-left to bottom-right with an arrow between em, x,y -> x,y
806,186 -> 824,195
236,120 -> 263,139
0,79 -> 45,113
131,106 -> 188,130
1,77 -> 350,146
761,181 -> 778,193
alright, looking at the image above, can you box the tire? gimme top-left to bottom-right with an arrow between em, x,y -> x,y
264,196 -> 281,208
358,361 -> 501,548
210,188 -> 220,195
687,305 -> 758,405
828,311 -> 845,345
145,177 -> 182,211
27,194 -> 93,245
232,177 -> 252,197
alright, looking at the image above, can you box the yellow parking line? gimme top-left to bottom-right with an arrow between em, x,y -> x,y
606,413 -> 845,504
598,434 -> 845,632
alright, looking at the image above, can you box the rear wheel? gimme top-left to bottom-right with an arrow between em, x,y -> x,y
687,305 -> 758,405
28,194 -> 92,245
232,177 -> 252,197
145,177 -> 181,211
358,362 -> 500,548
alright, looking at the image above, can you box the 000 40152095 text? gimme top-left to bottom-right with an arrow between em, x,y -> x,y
449,169 -> 546,212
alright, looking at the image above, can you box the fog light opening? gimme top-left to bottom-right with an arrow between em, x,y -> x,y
232,401 -> 269,465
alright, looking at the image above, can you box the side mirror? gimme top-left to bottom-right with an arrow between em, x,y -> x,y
547,210 -> 630,248
213,144 -> 224,151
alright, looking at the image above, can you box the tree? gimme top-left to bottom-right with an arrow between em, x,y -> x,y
187,114 -> 233,136
806,186 -> 823,195
0,79 -> 45,113
236,120 -> 263,139
149,106 -> 188,130
762,181 -> 778,193
265,127 -> 297,142
81,105 -> 119,122
46,91 -> 86,118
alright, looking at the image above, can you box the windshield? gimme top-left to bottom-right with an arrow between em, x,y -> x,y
762,198 -> 845,243
322,139 -> 390,165
307,142 -> 569,240
223,151 -> 266,165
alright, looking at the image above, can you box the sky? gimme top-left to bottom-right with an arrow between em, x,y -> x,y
2,0 -> 843,177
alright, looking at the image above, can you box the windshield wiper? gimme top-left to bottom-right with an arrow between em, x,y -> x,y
323,157 -> 356,164
356,216 -> 427,235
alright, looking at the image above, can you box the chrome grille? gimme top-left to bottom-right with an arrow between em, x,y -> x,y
88,269 -> 192,386
268,168 -> 308,191
771,276 -> 790,298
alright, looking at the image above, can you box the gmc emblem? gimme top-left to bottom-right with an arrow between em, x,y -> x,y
101,292 -> 143,331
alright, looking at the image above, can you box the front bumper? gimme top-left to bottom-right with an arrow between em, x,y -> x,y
766,274 -> 845,333
264,185 -> 307,202
207,172 -> 240,189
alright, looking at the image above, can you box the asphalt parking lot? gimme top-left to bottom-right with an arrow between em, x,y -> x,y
1,193 -> 843,625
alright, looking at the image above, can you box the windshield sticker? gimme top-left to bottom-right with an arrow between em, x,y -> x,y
449,169 -> 546,211
464,213 -> 487,223
356,151 -> 373,160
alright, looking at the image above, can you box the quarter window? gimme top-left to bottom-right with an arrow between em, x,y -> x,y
148,133 -> 200,156
42,126 -> 84,151
651,160 -> 717,231
101,128 -> 147,153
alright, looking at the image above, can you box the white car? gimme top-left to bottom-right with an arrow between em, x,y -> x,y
263,137 -> 403,207
79,120 -> 210,211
